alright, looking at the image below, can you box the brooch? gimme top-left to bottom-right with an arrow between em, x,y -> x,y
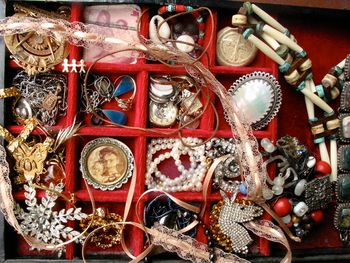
14,182 -> 87,256
209,191 -> 263,254
225,71 -> 282,129
80,137 -> 134,191
4,4 -> 70,75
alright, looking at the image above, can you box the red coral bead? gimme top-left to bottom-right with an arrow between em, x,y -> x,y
310,210 -> 324,223
315,161 -> 332,176
272,197 -> 292,217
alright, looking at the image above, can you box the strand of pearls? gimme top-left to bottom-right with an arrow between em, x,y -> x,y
146,137 -> 207,192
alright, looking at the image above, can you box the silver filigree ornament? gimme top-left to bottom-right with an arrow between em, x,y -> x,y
218,191 -> 263,254
14,182 -> 87,256
225,71 -> 282,129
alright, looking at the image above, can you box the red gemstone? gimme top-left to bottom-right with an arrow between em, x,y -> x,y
310,210 -> 324,223
272,197 -> 292,217
315,161 -> 332,176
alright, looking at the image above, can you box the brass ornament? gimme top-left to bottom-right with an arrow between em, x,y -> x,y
4,4 -> 70,75
0,116 -> 54,182
11,137 -> 55,181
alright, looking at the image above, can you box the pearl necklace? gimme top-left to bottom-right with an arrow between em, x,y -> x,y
146,137 -> 207,192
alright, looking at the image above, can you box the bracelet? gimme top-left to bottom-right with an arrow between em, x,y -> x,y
335,62 -> 350,244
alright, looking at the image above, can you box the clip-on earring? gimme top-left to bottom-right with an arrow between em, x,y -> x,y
113,75 -> 136,111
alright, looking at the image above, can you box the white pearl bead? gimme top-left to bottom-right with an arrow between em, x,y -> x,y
260,138 -> 276,153
155,171 -> 161,178
164,152 -> 170,158
175,159 -> 181,166
178,165 -> 185,172
151,148 -> 156,154
307,156 -> 316,168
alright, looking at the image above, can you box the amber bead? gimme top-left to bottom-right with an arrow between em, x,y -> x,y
40,162 -> 65,186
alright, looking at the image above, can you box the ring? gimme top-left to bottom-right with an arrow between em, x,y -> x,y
113,75 -> 136,111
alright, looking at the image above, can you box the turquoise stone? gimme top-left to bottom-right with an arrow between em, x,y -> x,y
339,208 -> 350,230
113,76 -> 134,97
341,148 -> 350,170
339,176 -> 350,201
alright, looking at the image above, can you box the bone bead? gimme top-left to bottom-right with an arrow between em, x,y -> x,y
232,14 -> 247,26
260,32 -> 280,50
319,142 -> 330,165
330,87 -> 340,100
175,34 -> 195,53
304,80 -> 315,120
330,139 -> 338,182
322,73 -> 338,89
251,3 -> 288,33
263,24 -> 304,53
285,53 -> 293,64
326,118 -> 340,130
300,88 -> 334,114
311,124 -> 324,135
284,70 -> 300,85
299,58 -> 312,72
149,15 -> 171,44
244,30 -> 285,65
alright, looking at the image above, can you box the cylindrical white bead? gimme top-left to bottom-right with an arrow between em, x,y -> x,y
300,88 -> 334,114
247,34 -> 285,65
319,142 -> 330,165
263,24 -> 303,53
330,139 -> 338,182
260,32 -> 280,50
304,80 -> 315,120
252,4 -> 288,33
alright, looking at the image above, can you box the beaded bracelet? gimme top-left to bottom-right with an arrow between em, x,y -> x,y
233,2 -> 339,184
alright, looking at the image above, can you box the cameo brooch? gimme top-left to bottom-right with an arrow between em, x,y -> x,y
80,137 -> 134,191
